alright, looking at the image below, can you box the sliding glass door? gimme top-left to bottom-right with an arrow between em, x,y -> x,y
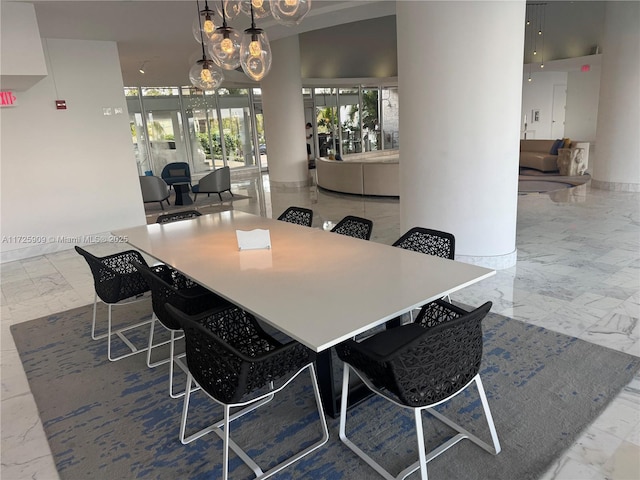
217,88 -> 257,169
381,87 -> 399,150
182,88 -> 222,174
361,88 -> 380,151
126,87 -> 191,177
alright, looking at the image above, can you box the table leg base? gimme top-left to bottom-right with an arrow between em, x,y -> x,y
317,348 -> 373,418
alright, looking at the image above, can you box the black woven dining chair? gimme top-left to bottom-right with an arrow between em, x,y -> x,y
330,215 -> 373,240
75,246 -> 153,362
392,226 -> 455,260
277,206 -> 313,227
336,300 -> 501,480
132,260 -> 230,398
156,210 -> 202,224
165,304 -> 329,480
388,227 -> 457,327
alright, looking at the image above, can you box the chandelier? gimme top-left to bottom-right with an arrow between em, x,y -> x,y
189,0 -> 312,90
190,0 -> 225,90
525,2 -> 546,83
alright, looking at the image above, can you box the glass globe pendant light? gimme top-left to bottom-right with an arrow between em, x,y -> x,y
190,0 -> 224,90
271,0 -> 312,27
192,0 -> 217,44
208,0 -> 242,70
239,0 -> 271,19
189,58 -> 224,90
240,5 -> 272,82
220,0 -> 241,21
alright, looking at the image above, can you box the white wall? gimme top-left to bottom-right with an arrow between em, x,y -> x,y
0,2 -> 47,90
0,38 -> 146,262
521,68 -> 601,142
565,70 -> 600,141
521,71 -> 567,139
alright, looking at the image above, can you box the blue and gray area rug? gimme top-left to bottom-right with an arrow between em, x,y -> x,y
11,299 -> 640,480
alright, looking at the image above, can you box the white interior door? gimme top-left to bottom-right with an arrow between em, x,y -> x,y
551,84 -> 567,139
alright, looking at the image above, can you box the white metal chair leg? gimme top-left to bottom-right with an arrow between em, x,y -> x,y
147,320 -> 195,398
181,364 -> 329,479
414,409 -> 429,480
168,330 -> 179,397
106,303 -> 153,362
90,292 -> 153,362
146,315 -> 170,368
340,366 -> 500,480
218,404 -> 265,479
339,365 -> 396,480
425,379 -> 500,457
91,293 -> 104,340
146,316 -> 184,369
179,372 -> 274,446
145,318 -> 191,398
180,374 -> 275,477
253,364 -> 329,479
222,404 -> 231,480
168,333 -> 195,399
476,376 -> 501,454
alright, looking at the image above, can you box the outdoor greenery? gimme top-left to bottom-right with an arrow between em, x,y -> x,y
315,90 -> 380,154
197,132 -> 239,158
316,107 -> 337,134
346,90 -> 380,150
359,90 -> 380,131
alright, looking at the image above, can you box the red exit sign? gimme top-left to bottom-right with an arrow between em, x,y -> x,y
1,91 -> 17,107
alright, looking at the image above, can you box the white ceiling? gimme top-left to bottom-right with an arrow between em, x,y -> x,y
16,0 -> 606,87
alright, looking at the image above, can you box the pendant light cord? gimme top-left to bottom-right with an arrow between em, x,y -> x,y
197,0 -> 206,60
43,38 -> 61,99
221,0 -> 227,27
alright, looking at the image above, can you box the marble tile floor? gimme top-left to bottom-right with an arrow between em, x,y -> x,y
1,173 -> 639,480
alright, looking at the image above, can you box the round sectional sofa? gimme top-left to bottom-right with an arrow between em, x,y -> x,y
315,150 -> 399,197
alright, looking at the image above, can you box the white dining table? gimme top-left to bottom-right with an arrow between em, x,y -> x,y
114,210 -> 495,416
115,210 -> 494,350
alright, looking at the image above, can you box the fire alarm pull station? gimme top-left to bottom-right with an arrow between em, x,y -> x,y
55,100 -> 67,110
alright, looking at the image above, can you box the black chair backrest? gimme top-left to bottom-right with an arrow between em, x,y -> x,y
75,246 -> 149,304
156,210 -> 202,224
132,260 -> 224,331
330,215 -> 373,240
161,162 -> 191,181
337,300 -> 492,407
165,304 -> 314,404
277,206 -> 313,227
392,227 -> 455,260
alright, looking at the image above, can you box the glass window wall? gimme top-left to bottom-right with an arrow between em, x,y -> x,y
251,88 -> 268,169
218,88 -> 256,169
361,88 -> 380,152
125,88 -> 151,176
339,87 -> 361,155
381,87 -> 399,150
314,88 -> 339,157
124,81 -> 398,176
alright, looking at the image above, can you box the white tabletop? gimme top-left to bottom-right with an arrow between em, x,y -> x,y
115,211 -> 495,352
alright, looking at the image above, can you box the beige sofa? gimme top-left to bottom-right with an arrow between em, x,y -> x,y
316,150 -> 399,196
520,139 -> 590,173
520,140 -> 559,172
